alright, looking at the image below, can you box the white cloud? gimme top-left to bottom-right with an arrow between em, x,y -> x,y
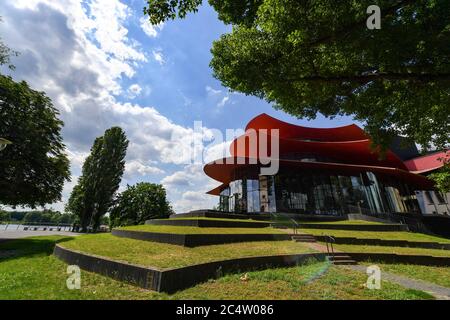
182,191 -> 205,201
217,96 -> 230,108
206,85 -> 221,96
0,0 -> 243,212
152,49 -> 165,65
205,85 -> 231,110
125,160 -> 165,177
139,16 -> 164,38
0,0 -> 224,213
162,164 -> 217,212
161,170 -> 194,188
127,83 -> 142,98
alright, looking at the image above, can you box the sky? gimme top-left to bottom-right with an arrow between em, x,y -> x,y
0,0 -> 359,213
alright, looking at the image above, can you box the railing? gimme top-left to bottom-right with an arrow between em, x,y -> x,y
324,235 -> 335,257
269,212 -> 300,234
290,218 -> 299,234
0,221 -> 73,232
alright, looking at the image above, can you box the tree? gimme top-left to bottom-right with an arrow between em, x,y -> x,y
110,182 -> 173,228
144,0 -> 450,150
429,156 -> 450,194
0,19 -> 18,70
67,127 -> 128,232
0,209 -> 10,223
0,75 -> 70,207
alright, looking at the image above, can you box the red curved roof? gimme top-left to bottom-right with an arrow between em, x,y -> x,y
245,113 -> 368,141
230,129 -> 407,170
206,184 -> 227,196
404,151 -> 448,174
204,157 -> 434,194
205,114 -> 435,195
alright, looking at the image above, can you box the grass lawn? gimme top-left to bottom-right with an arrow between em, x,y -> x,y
118,224 -> 284,234
174,263 -> 433,300
300,220 -> 383,225
304,229 -> 450,243
360,262 -> 450,289
0,236 -> 164,300
61,233 -> 314,269
0,237 -> 433,300
333,244 -> 450,257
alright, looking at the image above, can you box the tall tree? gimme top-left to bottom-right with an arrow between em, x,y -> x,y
0,76 -> 70,207
92,127 -> 129,230
144,0 -> 450,150
110,182 -> 173,228
67,127 -> 128,231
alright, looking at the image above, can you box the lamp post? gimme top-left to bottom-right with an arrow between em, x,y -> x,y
0,138 -> 12,151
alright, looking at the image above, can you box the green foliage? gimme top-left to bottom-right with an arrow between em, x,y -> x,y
0,209 -> 75,224
144,0 -> 203,24
144,0 -> 450,150
0,20 -> 18,70
0,209 -> 10,222
67,127 -> 128,232
65,184 -> 84,220
110,182 -> 173,228
144,0 -> 262,25
0,75 -> 70,207
429,156 -> 450,193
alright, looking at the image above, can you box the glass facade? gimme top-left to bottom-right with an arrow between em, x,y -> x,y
218,169 -> 421,215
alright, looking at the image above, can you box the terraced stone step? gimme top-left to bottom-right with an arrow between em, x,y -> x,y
299,223 -> 408,232
327,254 -> 357,265
112,228 -> 292,247
314,235 -> 450,250
291,234 -> 317,243
145,218 -> 271,228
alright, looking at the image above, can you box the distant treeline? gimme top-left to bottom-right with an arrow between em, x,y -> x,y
0,209 -> 77,225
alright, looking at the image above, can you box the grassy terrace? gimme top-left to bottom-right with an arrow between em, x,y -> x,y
60,233 -> 314,269
168,217 -> 268,223
304,229 -> 450,243
360,262 -> 450,289
0,236 -> 433,300
118,224 -> 284,234
334,244 -> 450,257
300,220 -> 383,225
179,263 -> 433,300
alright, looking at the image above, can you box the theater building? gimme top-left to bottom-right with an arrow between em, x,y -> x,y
204,114 -> 448,216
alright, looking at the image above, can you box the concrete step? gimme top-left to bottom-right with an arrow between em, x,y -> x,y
291,234 -> 317,243
327,254 -> 357,265
294,239 -> 317,243
291,234 -> 316,238
332,259 -> 358,265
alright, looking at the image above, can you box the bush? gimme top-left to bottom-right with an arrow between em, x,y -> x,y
110,182 -> 173,228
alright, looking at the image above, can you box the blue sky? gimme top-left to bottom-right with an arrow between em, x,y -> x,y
0,0 -> 358,212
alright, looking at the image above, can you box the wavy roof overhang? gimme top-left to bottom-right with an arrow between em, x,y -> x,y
245,113 -> 368,141
230,130 -> 408,170
404,151 -> 449,174
204,157 -> 434,195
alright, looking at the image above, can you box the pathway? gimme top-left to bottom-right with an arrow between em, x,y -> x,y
344,264 -> 450,300
285,229 -> 450,300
